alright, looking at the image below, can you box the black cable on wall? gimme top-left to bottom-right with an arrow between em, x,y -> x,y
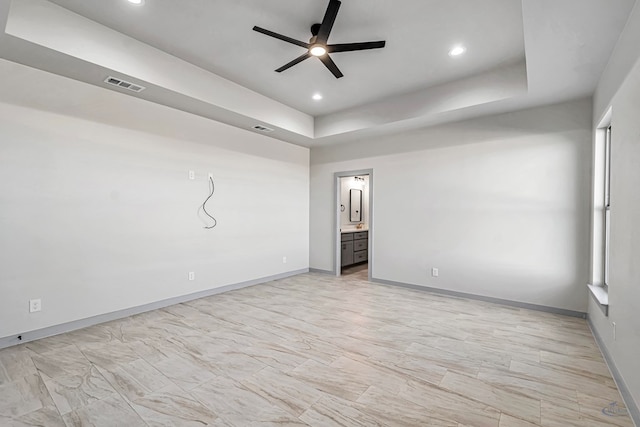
201,176 -> 217,229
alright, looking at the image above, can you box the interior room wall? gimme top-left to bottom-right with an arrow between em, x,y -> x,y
588,3 -> 640,419
340,175 -> 369,230
311,98 -> 593,313
0,69 -> 310,343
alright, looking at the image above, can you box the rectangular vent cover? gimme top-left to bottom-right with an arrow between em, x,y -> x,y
104,76 -> 146,93
252,125 -> 274,133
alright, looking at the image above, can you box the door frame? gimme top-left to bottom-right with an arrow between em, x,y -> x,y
334,169 -> 374,279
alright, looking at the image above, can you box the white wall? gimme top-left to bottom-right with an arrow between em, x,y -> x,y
0,69 -> 309,340
589,2 -> 640,417
311,98 -> 592,312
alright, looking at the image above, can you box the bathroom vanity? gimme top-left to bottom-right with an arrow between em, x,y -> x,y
341,230 -> 368,267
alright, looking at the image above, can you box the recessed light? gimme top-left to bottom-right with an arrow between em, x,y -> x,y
128,0 -> 144,5
312,93 -> 323,101
449,45 -> 466,57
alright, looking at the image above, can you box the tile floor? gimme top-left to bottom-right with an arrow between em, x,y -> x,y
0,272 -> 633,426
340,262 -> 368,281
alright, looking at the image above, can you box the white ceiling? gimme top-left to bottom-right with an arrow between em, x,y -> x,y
45,0 -> 526,117
0,0 -> 636,147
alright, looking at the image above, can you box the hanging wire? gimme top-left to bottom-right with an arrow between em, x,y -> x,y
202,176 -> 217,229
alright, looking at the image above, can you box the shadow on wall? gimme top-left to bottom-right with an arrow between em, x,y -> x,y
312,98 -> 592,165
0,60 -> 308,164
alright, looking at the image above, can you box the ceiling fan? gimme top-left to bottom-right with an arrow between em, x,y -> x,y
252,0 -> 386,79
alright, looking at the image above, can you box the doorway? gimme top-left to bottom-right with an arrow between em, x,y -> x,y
334,169 -> 373,280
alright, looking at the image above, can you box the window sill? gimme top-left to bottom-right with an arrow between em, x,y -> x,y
588,284 -> 609,316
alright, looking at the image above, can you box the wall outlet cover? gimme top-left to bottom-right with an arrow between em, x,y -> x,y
612,322 -> 616,340
29,299 -> 42,313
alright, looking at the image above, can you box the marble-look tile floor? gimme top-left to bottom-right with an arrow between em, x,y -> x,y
0,273 -> 633,426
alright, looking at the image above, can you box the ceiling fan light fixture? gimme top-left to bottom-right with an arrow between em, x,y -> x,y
252,0 -> 385,78
449,45 -> 466,57
310,45 -> 327,57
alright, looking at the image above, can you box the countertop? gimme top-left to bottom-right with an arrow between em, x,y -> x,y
341,227 -> 369,233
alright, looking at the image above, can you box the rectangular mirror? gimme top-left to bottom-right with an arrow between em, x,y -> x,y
350,189 -> 362,222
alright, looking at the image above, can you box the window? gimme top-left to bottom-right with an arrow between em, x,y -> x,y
589,115 -> 611,314
603,125 -> 612,290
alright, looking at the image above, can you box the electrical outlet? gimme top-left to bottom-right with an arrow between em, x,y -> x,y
188,272 -> 195,281
282,256 -> 287,264
431,267 -> 439,277
612,322 -> 616,341
29,299 -> 42,313
188,170 -> 195,180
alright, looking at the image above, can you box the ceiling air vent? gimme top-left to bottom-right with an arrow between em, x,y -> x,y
252,125 -> 274,133
104,76 -> 146,93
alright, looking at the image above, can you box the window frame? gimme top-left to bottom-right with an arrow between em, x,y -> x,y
603,125 -> 612,290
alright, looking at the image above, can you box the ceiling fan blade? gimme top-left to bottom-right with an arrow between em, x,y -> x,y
328,41 -> 386,53
316,0 -> 341,44
276,53 -> 312,73
319,54 -> 344,78
253,26 -> 309,49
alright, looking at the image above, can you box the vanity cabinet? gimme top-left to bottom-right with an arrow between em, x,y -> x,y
341,231 -> 368,267
341,240 -> 354,266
